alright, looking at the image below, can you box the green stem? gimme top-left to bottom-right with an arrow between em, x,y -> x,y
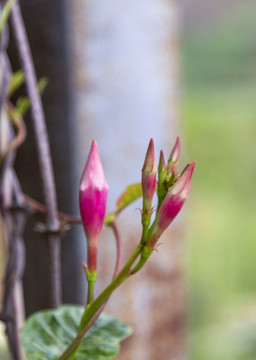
141,210 -> 151,245
87,280 -> 94,305
85,270 -> 97,305
130,245 -> 153,274
58,243 -> 143,360
141,224 -> 148,245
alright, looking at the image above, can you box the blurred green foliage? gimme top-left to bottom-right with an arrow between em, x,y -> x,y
183,3 -> 256,86
182,2 -> 256,360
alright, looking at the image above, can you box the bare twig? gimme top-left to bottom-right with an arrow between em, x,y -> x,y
23,193 -> 124,279
0,5 -> 11,119
0,101 -> 27,168
1,170 -> 26,360
1,173 -> 26,360
0,119 -> 26,360
0,3 -> 25,357
23,193 -> 123,277
11,2 -> 62,307
23,194 -> 82,224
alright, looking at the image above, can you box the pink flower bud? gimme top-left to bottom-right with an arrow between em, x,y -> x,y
79,140 -> 109,271
167,136 -> 180,174
149,161 -> 196,247
142,139 -> 157,215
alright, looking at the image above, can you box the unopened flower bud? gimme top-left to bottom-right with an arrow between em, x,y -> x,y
79,140 -> 109,271
142,139 -> 157,219
157,150 -> 168,208
167,136 -> 180,175
149,161 -> 196,247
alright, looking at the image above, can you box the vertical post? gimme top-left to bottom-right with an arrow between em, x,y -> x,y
68,1 -> 185,359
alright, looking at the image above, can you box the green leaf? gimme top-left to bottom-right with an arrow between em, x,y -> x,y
116,183 -> 142,213
21,305 -> 132,360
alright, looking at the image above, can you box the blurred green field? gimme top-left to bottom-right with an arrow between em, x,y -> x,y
182,2 -> 256,360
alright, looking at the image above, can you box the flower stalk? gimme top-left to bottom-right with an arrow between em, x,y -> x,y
59,243 -> 143,360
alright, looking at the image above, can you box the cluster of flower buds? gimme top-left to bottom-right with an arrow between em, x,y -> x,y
79,138 -> 195,275
141,137 -> 196,249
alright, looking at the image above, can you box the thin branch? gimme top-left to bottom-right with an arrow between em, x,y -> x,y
0,5 -> 25,358
23,194 -> 82,224
0,127 -> 26,360
23,190 -> 123,278
23,194 -> 123,277
108,221 -> 123,278
0,101 -> 27,168
0,9 -> 11,117
11,3 -> 62,308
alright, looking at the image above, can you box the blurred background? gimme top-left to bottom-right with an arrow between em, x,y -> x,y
183,0 -> 256,359
1,0 -> 256,359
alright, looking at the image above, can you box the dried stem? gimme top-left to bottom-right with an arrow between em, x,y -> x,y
23,193 -> 82,224
0,101 -> 27,168
0,3 -> 26,357
23,194 -> 123,278
1,176 -> 26,360
11,3 -> 62,308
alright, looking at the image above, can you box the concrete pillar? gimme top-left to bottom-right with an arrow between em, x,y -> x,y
68,1 -> 185,359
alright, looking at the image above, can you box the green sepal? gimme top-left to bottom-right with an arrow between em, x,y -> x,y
104,213 -> 116,225
85,268 -> 98,283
